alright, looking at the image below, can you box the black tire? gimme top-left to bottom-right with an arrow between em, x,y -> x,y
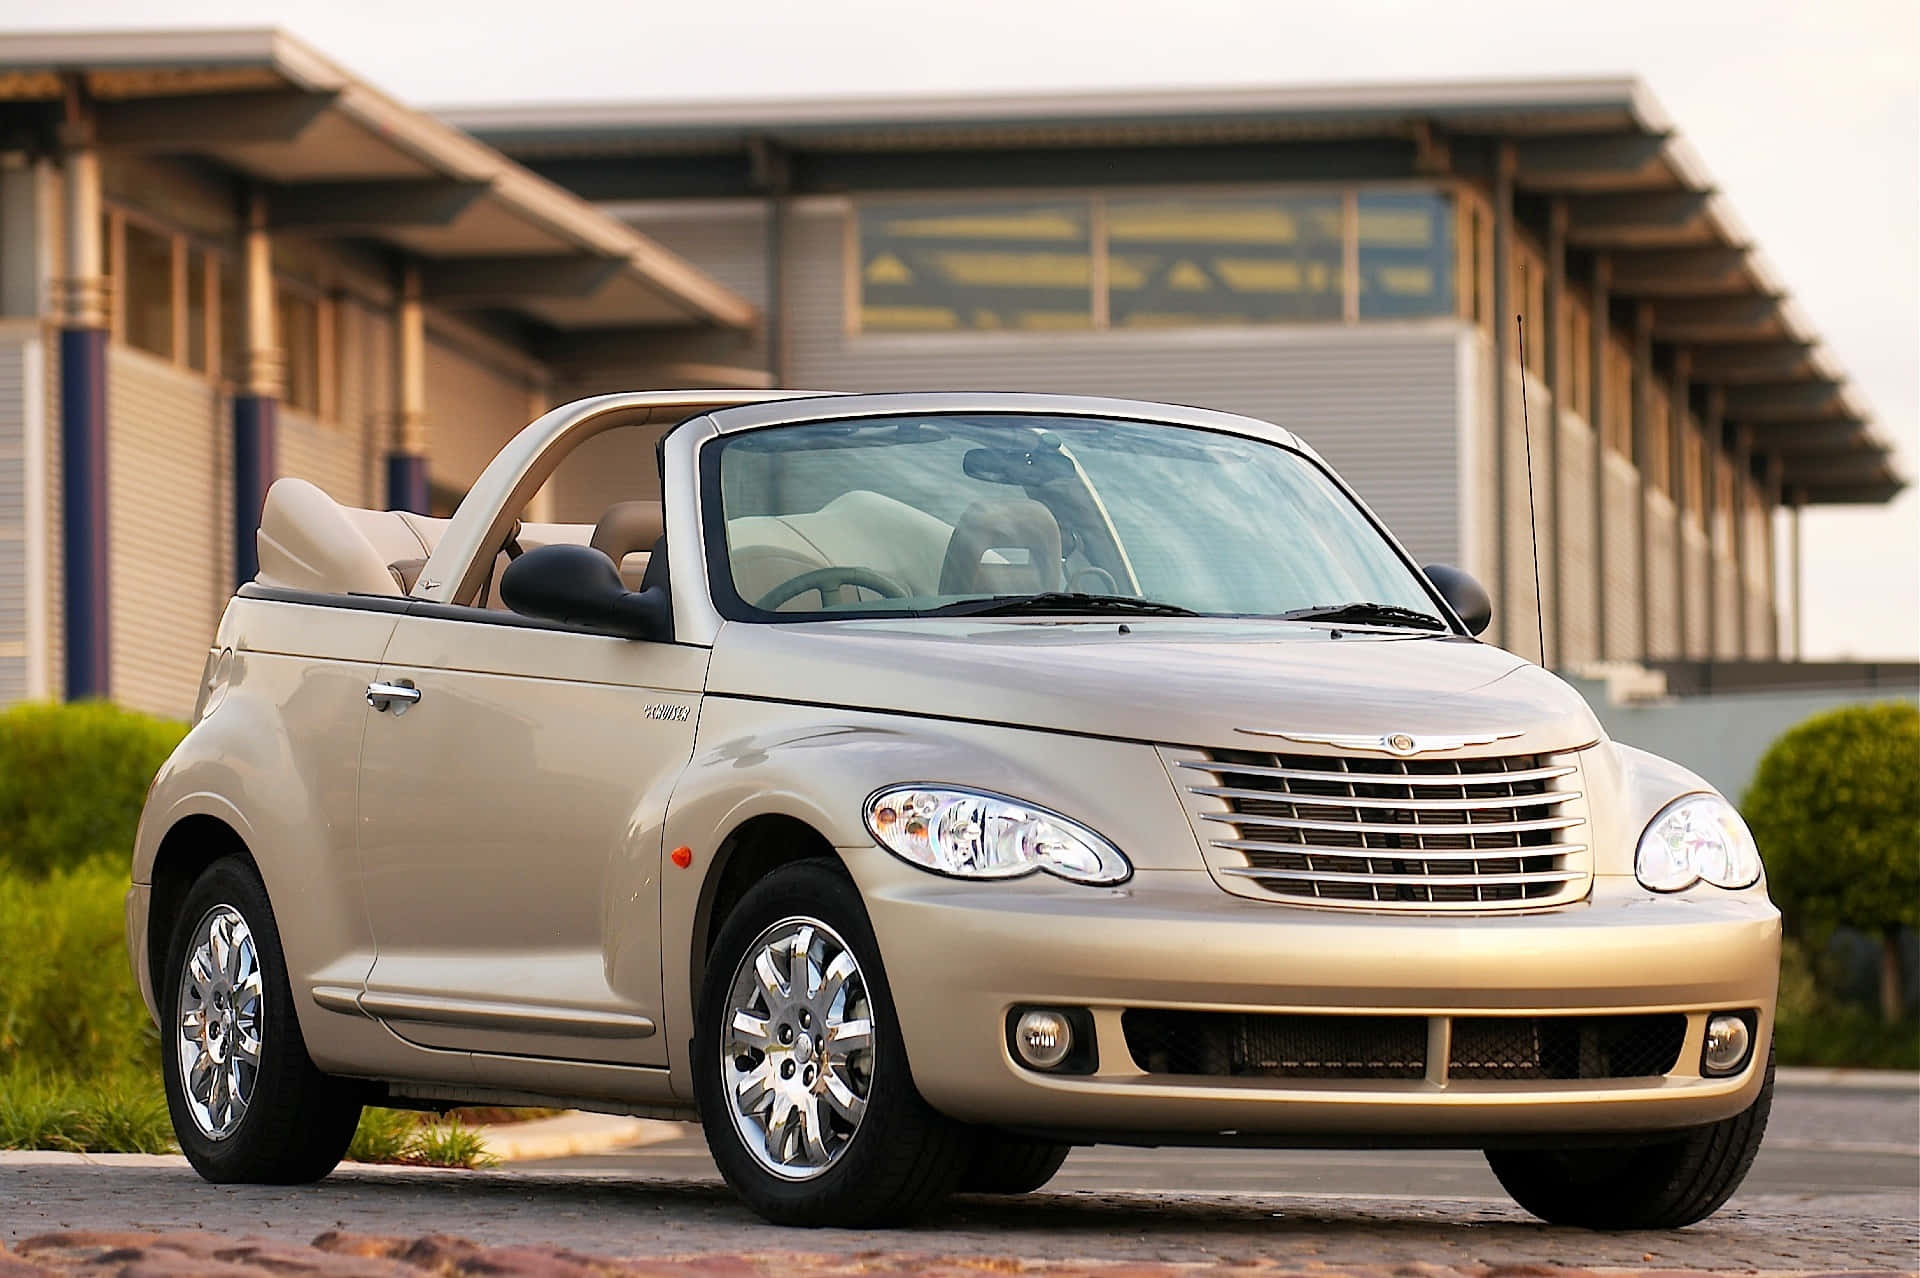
1485,1050 -> 1774,1229
693,859 -> 974,1226
959,1132 -> 1072,1194
160,857 -> 363,1183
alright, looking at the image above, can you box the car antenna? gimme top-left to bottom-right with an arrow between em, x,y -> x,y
1514,271 -> 1549,668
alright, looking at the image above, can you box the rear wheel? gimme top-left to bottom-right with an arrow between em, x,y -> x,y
160,857 -> 363,1183
1486,1051 -> 1773,1229
693,860 -> 973,1226
960,1133 -> 1072,1194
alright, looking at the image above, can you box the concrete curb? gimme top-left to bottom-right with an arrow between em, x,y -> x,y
474,1111 -> 684,1162
1775,1065 -> 1919,1092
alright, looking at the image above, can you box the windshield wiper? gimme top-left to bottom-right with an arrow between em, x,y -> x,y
1279,601 -> 1449,631
930,591 -> 1200,618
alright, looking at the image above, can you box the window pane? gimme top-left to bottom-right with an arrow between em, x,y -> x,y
714,414 -> 1438,619
278,288 -> 320,414
858,202 -> 1092,331
123,221 -> 174,360
185,251 -> 209,373
1108,195 -> 1343,326
1358,191 -> 1454,319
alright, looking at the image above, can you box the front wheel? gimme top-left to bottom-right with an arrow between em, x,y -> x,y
160,857 -> 364,1183
1486,1051 -> 1773,1229
693,860 -> 973,1226
960,1133 -> 1072,1194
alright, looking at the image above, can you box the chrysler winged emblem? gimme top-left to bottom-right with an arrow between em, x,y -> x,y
1237,728 -> 1524,756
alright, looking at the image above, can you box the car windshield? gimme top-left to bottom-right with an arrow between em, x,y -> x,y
709,413 -> 1444,624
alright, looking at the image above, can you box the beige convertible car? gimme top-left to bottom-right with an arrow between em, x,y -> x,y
128,391 -> 1778,1229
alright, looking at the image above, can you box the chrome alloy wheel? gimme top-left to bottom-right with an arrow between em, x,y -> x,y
174,904 -> 264,1139
721,917 -> 874,1180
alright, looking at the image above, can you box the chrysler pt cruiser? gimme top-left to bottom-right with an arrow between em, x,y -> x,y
128,390 -> 1777,1229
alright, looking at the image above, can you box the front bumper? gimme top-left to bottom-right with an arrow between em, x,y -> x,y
848,851 -> 1779,1142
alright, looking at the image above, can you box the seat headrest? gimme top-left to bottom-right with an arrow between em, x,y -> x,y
257,478 -> 404,597
939,498 -> 1064,596
590,500 -> 666,565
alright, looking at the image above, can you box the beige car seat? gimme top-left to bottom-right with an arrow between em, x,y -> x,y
589,500 -> 665,591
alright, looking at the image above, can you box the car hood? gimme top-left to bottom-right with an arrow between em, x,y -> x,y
706,618 -> 1605,755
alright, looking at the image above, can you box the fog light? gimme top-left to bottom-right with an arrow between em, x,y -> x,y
1013,1009 -> 1074,1070
1703,1012 -> 1754,1076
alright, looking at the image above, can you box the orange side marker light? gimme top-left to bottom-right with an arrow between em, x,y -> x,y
670,845 -> 694,869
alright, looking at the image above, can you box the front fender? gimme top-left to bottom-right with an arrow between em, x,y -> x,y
659,695 -> 1204,1097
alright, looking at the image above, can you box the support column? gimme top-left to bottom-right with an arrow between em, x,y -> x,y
1489,143 -> 1515,650
233,189 -> 280,584
1631,302 -> 1655,663
1589,256 -> 1610,660
1670,350 -> 1691,660
749,138 -> 790,386
1542,198 -> 1566,667
387,260 -> 429,514
57,83 -> 110,700
1764,456 -> 1784,660
1788,488 -> 1804,660
1702,386 -> 1723,659
1731,424 -> 1753,661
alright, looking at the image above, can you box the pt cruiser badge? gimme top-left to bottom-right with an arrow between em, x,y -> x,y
128,390 -> 1778,1230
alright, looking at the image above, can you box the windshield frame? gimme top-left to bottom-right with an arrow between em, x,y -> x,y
696,409 -> 1464,634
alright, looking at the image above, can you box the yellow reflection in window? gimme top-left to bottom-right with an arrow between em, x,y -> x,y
878,211 -> 1085,240
932,251 -> 1092,288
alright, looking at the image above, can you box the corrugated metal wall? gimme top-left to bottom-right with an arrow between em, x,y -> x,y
425,334 -> 537,496
772,204 -> 1463,568
279,405 -> 369,506
1684,525 -> 1710,655
1602,457 -> 1640,659
0,333 -> 29,704
1645,494 -> 1677,658
1556,411 -> 1598,662
106,348 -> 224,719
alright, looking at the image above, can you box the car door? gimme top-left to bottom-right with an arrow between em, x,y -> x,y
356,603 -> 706,1068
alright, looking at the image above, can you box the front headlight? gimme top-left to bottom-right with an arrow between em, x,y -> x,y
864,786 -> 1131,885
1634,794 -> 1763,892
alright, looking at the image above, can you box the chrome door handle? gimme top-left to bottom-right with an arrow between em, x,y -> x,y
366,681 -> 421,714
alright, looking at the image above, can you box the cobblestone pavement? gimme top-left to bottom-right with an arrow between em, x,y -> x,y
4,1158 -> 1915,1273
3,1083 -> 1914,1273
4,1230 -> 1906,1278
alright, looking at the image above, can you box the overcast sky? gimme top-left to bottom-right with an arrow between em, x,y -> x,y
6,0 -> 1915,659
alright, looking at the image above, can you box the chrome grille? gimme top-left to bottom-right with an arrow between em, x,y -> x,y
1173,747 -> 1591,911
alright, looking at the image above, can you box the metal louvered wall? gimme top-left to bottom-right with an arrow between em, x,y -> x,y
106,348 -> 224,718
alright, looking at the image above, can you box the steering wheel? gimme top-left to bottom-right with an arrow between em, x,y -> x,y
755,565 -> 912,612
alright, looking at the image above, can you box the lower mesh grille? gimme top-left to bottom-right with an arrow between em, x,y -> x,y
1120,1010 -> 1689,1082
1449,1014 -> 1687,1080
1121,1010 -> 1427,1079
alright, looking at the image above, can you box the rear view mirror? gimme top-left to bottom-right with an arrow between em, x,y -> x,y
1422,563 -> 1492,636
500,544 -> 670,641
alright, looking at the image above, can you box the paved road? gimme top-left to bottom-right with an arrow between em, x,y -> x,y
5,1080 -> 1916,1272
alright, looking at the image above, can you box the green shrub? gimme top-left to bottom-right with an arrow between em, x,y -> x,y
0,702 -> 186,878
1743,701 -> 1920,1021
0,1067 -> 172,1153
0,854 -> 158,1078
346,1108 -> 495,1168
346,1107 -> 420,1164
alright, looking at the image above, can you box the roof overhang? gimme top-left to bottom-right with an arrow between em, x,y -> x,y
0,28 -> 757,333
451,76 -> 1904,506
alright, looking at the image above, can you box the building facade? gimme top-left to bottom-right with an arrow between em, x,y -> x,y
0,34 -> 1902,722
0,31 -> 759,718
456,80 -> 1903,671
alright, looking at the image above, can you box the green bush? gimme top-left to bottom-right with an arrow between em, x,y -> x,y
0,1067 -> 173,1153
0,701 -> 186,878
346,1108 -> 495,1168
1773,936 -> 1920,1069
0,854 -> 158,1077
1744,701 -> 1920,1022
